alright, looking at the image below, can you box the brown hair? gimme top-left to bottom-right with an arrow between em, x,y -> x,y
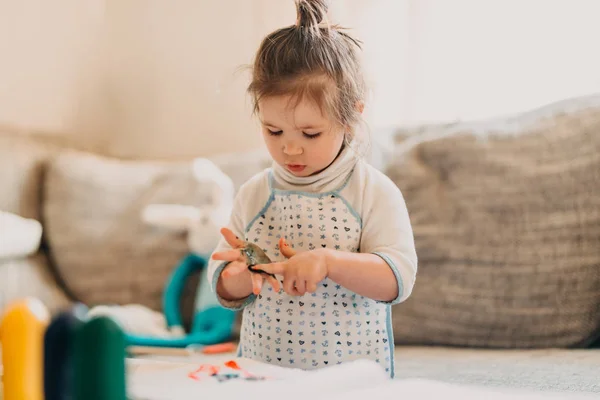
248,0 -> 366,143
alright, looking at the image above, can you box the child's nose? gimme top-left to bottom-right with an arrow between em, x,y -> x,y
283,142 -> 303,156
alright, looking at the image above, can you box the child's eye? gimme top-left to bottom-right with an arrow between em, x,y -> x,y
268,130 -> 283,136
303,132 -> 321,139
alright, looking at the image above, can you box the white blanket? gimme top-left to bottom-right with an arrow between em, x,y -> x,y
0,211 -> 42,259
127,358 -> 596,400
87,304 -> 185,338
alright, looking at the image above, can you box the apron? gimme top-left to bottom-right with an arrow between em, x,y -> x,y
238,176 -> 393,376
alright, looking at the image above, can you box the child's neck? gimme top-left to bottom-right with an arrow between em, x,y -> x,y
271,144 -> 357,193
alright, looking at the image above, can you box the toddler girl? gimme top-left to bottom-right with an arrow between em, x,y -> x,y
208,0 -> 417,377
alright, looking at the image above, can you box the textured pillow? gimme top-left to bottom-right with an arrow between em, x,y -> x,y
42,150 -> 216,316
387,94 -> 600,348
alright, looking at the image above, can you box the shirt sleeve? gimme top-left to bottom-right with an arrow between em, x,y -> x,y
358,172 -> 418,305
206,186 -> 257,310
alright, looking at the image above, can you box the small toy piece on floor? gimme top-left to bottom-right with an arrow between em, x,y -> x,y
127,342 -> 236,357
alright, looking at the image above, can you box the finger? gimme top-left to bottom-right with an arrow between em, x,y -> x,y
265,275 -> 281,293
294,279 -> 306,296
251,273 -> 263,295
255,262 -> 285,275
279,238 -> 297,259
306,281 -> 318,293
221,261 -> 248,278
283,276 -> 297,296
212,249 -> 243,262
221,227 -> 246,248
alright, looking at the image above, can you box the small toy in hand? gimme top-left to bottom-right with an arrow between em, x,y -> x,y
241,243 -> 276,279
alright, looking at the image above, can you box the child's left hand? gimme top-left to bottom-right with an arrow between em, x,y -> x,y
255,238 -> 329,296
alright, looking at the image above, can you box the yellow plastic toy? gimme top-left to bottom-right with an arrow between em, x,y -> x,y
0,298 -> 50,400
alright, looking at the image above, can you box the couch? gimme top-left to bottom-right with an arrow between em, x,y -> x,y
1,94 -> 599,394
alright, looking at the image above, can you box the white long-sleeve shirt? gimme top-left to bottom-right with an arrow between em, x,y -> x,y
207,146 -> 418,377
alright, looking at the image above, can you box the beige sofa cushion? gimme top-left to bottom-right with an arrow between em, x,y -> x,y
387,94 -> 600,348
40,145 -> 271,329
42,150 -> 215,315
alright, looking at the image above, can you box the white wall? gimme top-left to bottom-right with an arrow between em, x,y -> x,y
403,0 -> 600,124
2,1 -> 600,159
0,0 -> 411,159
0,0 -> 297,158
329,0 -> 411,134
0,0 -> 110,151
102,0 -> 282,159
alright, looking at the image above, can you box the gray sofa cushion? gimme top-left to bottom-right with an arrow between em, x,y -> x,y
387,94 -> 600,348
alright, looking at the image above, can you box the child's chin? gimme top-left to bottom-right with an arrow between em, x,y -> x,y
290,170 -> 309,177
286,165 -> 311,176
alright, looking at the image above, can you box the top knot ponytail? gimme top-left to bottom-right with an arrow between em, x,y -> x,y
295,0 -> 329,31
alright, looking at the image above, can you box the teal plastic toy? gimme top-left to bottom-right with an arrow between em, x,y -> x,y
125,253 -> 235,348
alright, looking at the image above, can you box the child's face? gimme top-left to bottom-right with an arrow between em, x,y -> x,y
258,95 -> 345,177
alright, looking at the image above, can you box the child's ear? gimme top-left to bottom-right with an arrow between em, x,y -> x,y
355,101 -> 365,114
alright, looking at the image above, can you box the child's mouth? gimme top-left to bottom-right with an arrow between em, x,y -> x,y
286,164 -> 306,173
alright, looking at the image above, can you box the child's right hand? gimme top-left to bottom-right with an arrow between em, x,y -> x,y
212,227 -> 281,295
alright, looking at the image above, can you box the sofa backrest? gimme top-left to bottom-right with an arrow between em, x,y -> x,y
386,93 -> 600,348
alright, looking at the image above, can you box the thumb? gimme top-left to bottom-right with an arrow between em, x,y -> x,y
279,238 -> 296,259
